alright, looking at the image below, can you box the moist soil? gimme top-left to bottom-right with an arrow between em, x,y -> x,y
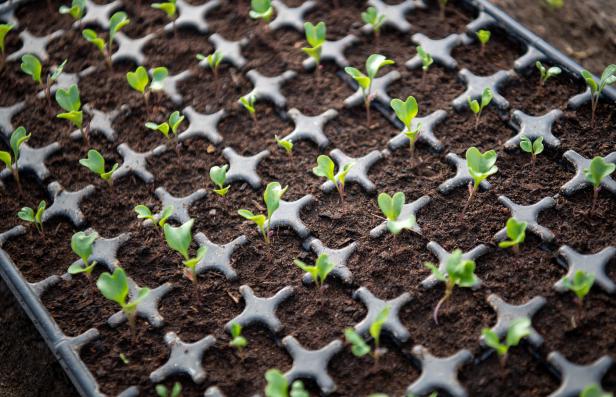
1,0 -> 616,396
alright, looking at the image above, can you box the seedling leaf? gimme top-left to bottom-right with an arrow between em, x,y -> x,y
344,328 -> 371,357
20,54 -> 42,84
498,218 -> 527,250
163,219 -> 194,260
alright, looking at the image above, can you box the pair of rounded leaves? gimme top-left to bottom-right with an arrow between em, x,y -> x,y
163,218 -> 207,268
466,146 -> 498,187
264,369 -> 308,397
468,87 -> 493,114
344,54 -> 395,91
80,149 -> 118,181
97,266 -> 150,311
377,192 -> 416,235
127,66 -> 169,94
0,126 -> 30,168
313,155 -> 353,186
584,156 -> 616,188
498,217 -> 527,249
250,0 -> 273,22
426,249 -> 479,288
56,84 -> 83,128
482,316 -> 531,356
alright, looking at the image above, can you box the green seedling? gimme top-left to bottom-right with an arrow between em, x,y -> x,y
21,55 -> 67,106
416,45 -> 433,76
545,0 -> 564,9
239,94 -> 257,124
79,149 -> 119,185
583,156 -> 616,212
82,11 -> 129,68
196,51 -> 223,78
0,24 -> 13,65
163,219 -> 207,283
377,192 -> 417,235
361,7 -> 385,41
482,317 -> 531,367
425,249 -> 479,324
302,22 -> 325,76
127,66 -> 169,109
294,253 -> 334,289
461,147 -> 498,217
0,126 -> 31,193
580,384 -> 613,397
17,200 -> 46,235
67,231 -> 98,277
155,382 -> 182,397
119,353 -> 130,365
229,322 -> 247,353
97,266 -> 150,331
369,306 -> 390,359
561,270 -> 594,328
238,181 -> 287,244
209,164 -> 230,197
439,0 -> 448,19
476,29 -> 491,53
345,54 -> 394,126
55,83 -> 90,144
390,96 -> 421,162
146,110 -> 184,156
344,328 -> 371,358
250,0 -> 274,23
59,0 -> 86,25
152,0 -> 178,34
498,218 -> 527,253
312,154 -> 354,202
275,135 -> 293,156
264,369 -> 309,397
519,135 -> 544,170
581,64 -> 616,128
344,309 -> 391,360
535,61 -> 561,86
134,204 -> 174,229
467,87 -> 493,128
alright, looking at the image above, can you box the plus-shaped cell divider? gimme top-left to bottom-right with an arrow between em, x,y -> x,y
302,237 -> 357,284
554,245 -> 616,294
42,182 -> 96,228
281,336 -> 343,395
504,109 -> 563,150
320,149 -> 383,194
361,0 -> 426,34
281,108 -> 338,149
406,33 -> 462,70
154,187 -> 206,224
179,107 -> 226,145
205,33 -> 248,69
266,195 -> 315,239
465,10 -> 497,34
388,109 -> 448,153
111,32 -> 155,65
70,104 -> 126,142
438,152 -> 491,194
484,294 -> 546,347
269,0 -> 316,32
117,387 -> 139,397
422,241 -> 490,289
155,70 -> 192,105
80,0 -> 121,29
0,101 -> 25,138
194,232 -> 248,281
370,195 -> 431,238
561,150 -> 616,196
150,332 -> 216,384
37,66 -> 96,100
0,142 -> 60,182
494,195 -> 556,243
302,35 -> 358,70
108,277 -> 173,328
353,287 -> 412,343
567,87 -> 592,110
68,230 -> 131,272
167,0 -> 219,33
245,69 -> 297,108
0,3 -> 19,27
547,352 -> 613,397
113,143 -> 166,184
222,147 -> 269,189
343,71 -> 401,108
6,29 -> 63,62
514,45 -> 547,74
452,68 -> 514,111
224,285 -> 294,334
407,345 -> 473,397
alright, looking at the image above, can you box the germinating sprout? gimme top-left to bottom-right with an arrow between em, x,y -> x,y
196,51 -> 223,78
67,230 -> 98,277
344,306 -> 392,360
155,382 -> 182,397
302,21 -> 325,72
250,0 -> 274,23
134,204 -> 174,228
163,218 -> 207,283
229,321 -> 248,352
475,29 -> 491,53
59,0 -> 86,25
498,217 -> 527,253
581,64 -> 616,128
562,270 -> 594,304
275,135 -> 293,155
145,110 -> 184,156
0,24 -> 13,65
467,87 -> 493,128
462,146 -> 498,216
344,328 -> 371,357
119,353 -> 130,364
152,0 -> 178,33
583,156 -> 616,212
377,192 -> 417,235
209,164 -> 230,197
17,200 -> 46,235
127,66 -> 169,108
416,45 -> 433,75
519,135 -> 544,169
21,55 -> 67,106
97,266 -> 150,330
56,83 -> 90,144
345,54 -> 395,126
535,61 -> 561,86
294,253 -> 334,288
390,96 -> 421,161
239,94 -> 257,124
313,154 -> 354,202
0,126 -> 31,193
369,306 -> 390,359
264,369 -> 309,397
481,317 -> 531,367
580,384 -> 613,397
79,149 -> 119,185
82,11 -> 130,68
361,7 -> 385,40
425,249 -> 479,324
238,181 -> 287,244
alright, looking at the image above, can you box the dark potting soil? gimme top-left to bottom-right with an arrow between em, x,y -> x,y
1,0 -> 616,396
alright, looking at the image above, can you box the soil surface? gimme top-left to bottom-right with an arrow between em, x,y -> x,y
1,0 -> 616,396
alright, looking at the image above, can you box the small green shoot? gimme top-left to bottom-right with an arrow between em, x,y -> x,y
155,382 -> 182,397
390,96 -> 421,162
59,0 -> 86,25
229,322 -> 247,352
581,64 -> 616,128
312,154 -> 354,202
369,306 -> 390,359
302,21 -> 325,75
67,231 -> 98,277
209,164 -> 230,197
97,266 -> 150,330
146,110 -> 184,156
580,384 -> 613,397
56,83 -> 90,144
239,94 -> 257,124
476,29 -> 491,53
152,0 -> 178,34
377,192 -> 417,235
294,253 -> 334,289
275,135 -> 293,156
134,204 -> 173,228
119,353 -> 130,365
467,87 -> 493,128
482,317 -> 531,367
344,328 -> 371,357
163,219 -> 206,283
416,45 -> 433,76
583,156 -> 616,212
361,7 -> 385,40
519,135 -> 544,170
238,181 -> 287,244
0,24 -> 13,65
250,0 -> 274,23
561,270 -> 595,328
0,126 -> 31,193
462,147 -> 498,216
264,369 -> 309,397
82,11 -> 129,68
536,61 -> 561,86
196,51 -> 224,78
17,200 -> 46,235
21,55 -> 67,106
79,149 -> 118,185
498,218 -> 527,253
127,66 -> 169,109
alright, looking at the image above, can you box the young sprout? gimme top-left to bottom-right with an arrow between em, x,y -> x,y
56,83 -> 89,144
302,22 -> 325,80
390,96 -> 421,162
580,384 -> 613,397
250,0 -> 274,24
344,54 -> 395,126
264,369 -> 309,397
20,55 -> 67,106
312,154 -> 354,202
369,306 -> 390,360
462,147 -> 498,216
274,135 -> 293,156
127,66 -> 169,109
476,29 -> 491,54
155,382 -> 182,397
97,266 -> 150,331
344,328 -> 371,358
163,219 -> 207,283
467,87 -> 493,128
238,181 -> 287,244
82,11 -> 130,68
377,192 -> 417,235
67,231 -> 98,277
239,94 -> 257,125
209,164 -> 230,197
59,0 -> 86,26
361,7 -> 385,41
229,322 -> 247,353
294,253 -> 334,289
438,0 -> 448,20
119,353 -> 130,365
146,110 -> 184,156
152,0 -> 178,35
134,204 -> 174,229
0,126 -> 31,193
535,61 -> 561,86
498,218 -> 527,253
17,200 -> 46,235
583,156 -> 616,213
344,306 -> 390,361
196,51 -> 223,79
424,249 -> 479,324
562,270 -> 595,328
0,24 -> 13,66
519,135 -> 544,170
416,46 -> 433,77
481,317 -> 531,367
544,0 -> 564,9
581,64 -> 616,128
80,149 -> 119,185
